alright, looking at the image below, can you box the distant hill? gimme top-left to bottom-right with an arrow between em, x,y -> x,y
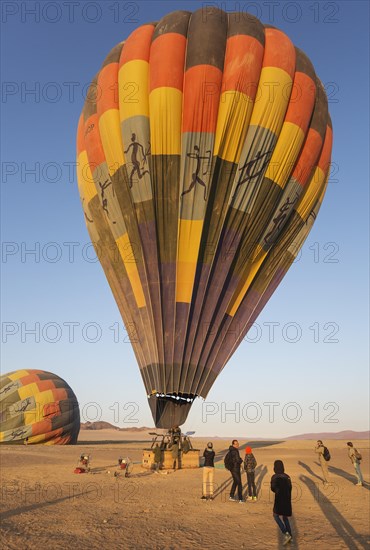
80,422 -> 153,432
80,423 -> 369,440
286,430 -> 369,440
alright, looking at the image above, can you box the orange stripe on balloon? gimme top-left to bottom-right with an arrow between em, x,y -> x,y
51,434 -> 70,444
263,28 -> 295,77
182,65 -> 222,133
43,401 -> 61,417
77,115 -> 85,155
51,388 -> 69,401
119,25 -> 154,66
31,419 -> 52,435
98,63 -> 119,113
150,33 -> 186,91
36,380 -> 57,392
284,72 -> 316,132
292,128 -> 323,186
19,374 -> 41,385
84,114 -> 106,168
318,124 -> 333,172
222,35 -> 264,96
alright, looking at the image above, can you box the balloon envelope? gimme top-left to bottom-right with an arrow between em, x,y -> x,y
0,370 -> 80,444
77,9 -> 333,428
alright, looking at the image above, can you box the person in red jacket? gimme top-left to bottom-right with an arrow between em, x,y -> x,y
244,446 -> 257,501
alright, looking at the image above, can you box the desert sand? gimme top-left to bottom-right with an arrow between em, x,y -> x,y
1,432 -> 369,549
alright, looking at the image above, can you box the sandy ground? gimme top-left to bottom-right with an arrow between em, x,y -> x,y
1,432 -> 369,550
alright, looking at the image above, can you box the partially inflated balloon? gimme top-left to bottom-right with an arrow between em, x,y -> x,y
77,9 -> 332,428
0,370 -> 80,444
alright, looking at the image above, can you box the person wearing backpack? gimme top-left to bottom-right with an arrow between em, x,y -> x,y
271,460 -> 293,545
244,446 -> 257,501
347,442 -> 364,486
225,440 -> 244,503
315,440 -> 330,485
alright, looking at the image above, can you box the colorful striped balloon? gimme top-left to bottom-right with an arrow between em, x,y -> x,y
76,9 -> 332,428
0,370 -> 80,444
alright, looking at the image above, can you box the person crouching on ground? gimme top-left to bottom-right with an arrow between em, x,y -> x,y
244,446 -> 257,501
201,442 -> 215,500
77,454 -> 90,473
347,442 -> 364,486
271,460 -> 293,546
229,440 -> 244,503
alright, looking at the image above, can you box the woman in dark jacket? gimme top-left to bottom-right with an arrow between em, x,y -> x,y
270,460 -> 293,545
202,442 -> 215,500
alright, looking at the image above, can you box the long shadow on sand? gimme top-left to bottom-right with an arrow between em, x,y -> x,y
0,490 -> 96,521
328,465 -> 369,491
242,465 -> 267,499
273,517 -> 300,550
212,464 -> 268,501
298,461 -> 325,483
289,516 -> 300,549
312,461 -> 369,491
255,465 -> 268,496
300,475 -> 369,549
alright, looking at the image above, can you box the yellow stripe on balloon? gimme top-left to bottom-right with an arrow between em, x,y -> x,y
24,390 -> 55,424
116,233 -> 146,308
18,383 -> 38,400
176,219 -> 203,303
296,166 -> 326,220
119,60 -> 149,120
149,87 -> 182,155
250,67 -> 292,132
227,245 -> 267,317
265,122 -> 305,187
27,434 -> 46,444
77,151 -> 97,203
8,370 -> 29,381
214,91 -> 254,162
99,109 -> 125,173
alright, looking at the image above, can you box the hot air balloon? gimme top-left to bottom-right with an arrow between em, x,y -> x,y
0,370 -> 80,444
76,9 -> 333,429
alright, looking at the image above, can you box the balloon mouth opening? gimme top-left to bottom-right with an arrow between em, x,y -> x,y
148,393 -> 197,428
149,392 -> 196,403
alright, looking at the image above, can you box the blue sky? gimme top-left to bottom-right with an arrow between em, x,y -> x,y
1,1 -> 369,437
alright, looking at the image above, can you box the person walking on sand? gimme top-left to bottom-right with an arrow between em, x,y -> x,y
244,446 -> 257,501
347,442 -> 364,486
271,460 -> 293,546
201,442 -> 215,500
226,440 -> 244,503
315,440 -> 330,485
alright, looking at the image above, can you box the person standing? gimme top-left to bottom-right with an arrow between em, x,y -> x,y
153,443 -> 162,473
201,442 -> 215,500
244,446 -> 257,501
227,440 -> 244,503
271,460 -> 293,546
347,442 -> 364,486
315,440 -> 330,485
171,439 -> 179,470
